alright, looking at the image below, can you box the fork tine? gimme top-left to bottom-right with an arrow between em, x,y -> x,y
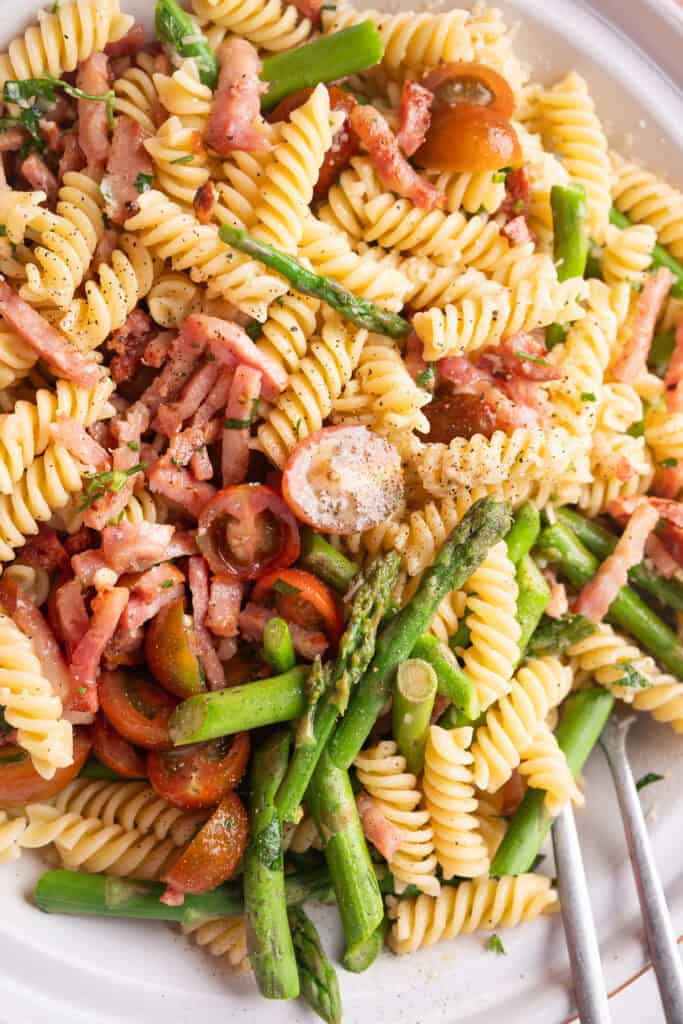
600,712 -> 683,1024
552,804 -> 612,1023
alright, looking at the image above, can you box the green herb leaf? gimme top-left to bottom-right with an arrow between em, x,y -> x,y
636,772 -> 664,792
659,457 -> 678,469
614,663 -> 652,689
272,578 -> 301,596
126,440 -> 139,452
0,226 -> 6,238
515,351 -> 551,367
545,323 -> 567,350
245,319 -> 261,341
0,706 -> 11,735
486,934 -> 506,955
51,0 -> 60,10
581,392 -> 596,402
160,579 -> 175,589
416,364 -> 436,390
170,154 -> 194,165
627,420 -> 644,438
79,464 -> 146,511
135,173 -> 153,194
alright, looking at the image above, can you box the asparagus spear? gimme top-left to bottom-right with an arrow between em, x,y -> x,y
556,506 -> 683,613
515,554 -> 550,659
289,904 -> 342,1024
527,613 -> 596,656
537,522 -> 683,679
328,498 -> 513,770
170,666 -> 307,745
649,330 -> 676,377
342,919 -> 388,973
410,634 -> 480,721
300,528 -> 359,593
392,659 -> 437,775
491,688 -> 614,876
297,656 -> 329,748
244,730 -> 299,1001
155,0 -> 218,89
552,184 -> 590,281
263,617 -> 296,674
505,503 -> 541,565
219,224 -> 411,339
276,553 -> 400,824
610,207 -> 683,299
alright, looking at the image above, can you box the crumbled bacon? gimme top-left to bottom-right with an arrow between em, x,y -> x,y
101,522 -> 175,574
193,180 -> 217,225
188,556 -> 225,689
645,533 -> 681,579
500,166 -> 531,221
69,587 -> 129,707
50,417 -> 111,470
611,268 -> 676,383
501,214 -> 533,247
156,361 -> 221,436
17,525 -> 68,571
77,53 -> 111,174
103,115 -> 153,225
148,459 -> 216,519
542,568 -> 569,619
654,460 -> 683,500
58,135 -> 85,181
183,314 -> 286,400
357,791 -> 402,861
39,118 -> 63,155
396,81 -> 433,157
206,576 -> 243,638
222,365 -> 261,486
108,308 -> 154,384
205,38 -> 270,156
142,330 -> 174,369
83,444 -> 144,531
64,527 -> 96,558
20,153 -> 58,203
0,127 -> 27,152
607,496 -> 683,529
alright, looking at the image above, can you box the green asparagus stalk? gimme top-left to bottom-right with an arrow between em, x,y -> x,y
649,330 -> 676,377
515,554 -> 550,659
552,184 -> 589,281
300,529 -> 359,593
244,730 -> 299,1001
342,919 -> 388,973
263,617 -> 296,674
527,613 -> 596,656
537,523 -> 683,680
276,553 -> 400,824
155,0 -> 218,89
297,656 -> 329,748
261,23 -> 384,111
610,207 -> 683,298
410,634 -> 479,721
329,498 -> 513,770
392,659 -> 437,775
308,748 -> 383,954
289,905 -> 342,1024
556,506 -> 683,613
219,224 -> 411,339
79,756 -> 135,781
491,688 -> 614,876
169,666 -> 307,745
505,503 -> 541,565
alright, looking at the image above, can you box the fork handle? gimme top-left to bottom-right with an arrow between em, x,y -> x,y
602,737 -> 683,1023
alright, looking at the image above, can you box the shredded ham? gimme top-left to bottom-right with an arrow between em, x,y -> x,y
206,576 -> 243,638
664,318 -> 683,413
542,568 -> 569,619
501,214 -> 533,247
54,578 -> 90,662
239,601 -> 328,660
148,459 -> 216,518
396,81 -> 433,157
645,534 -> 681,579
20,154 -> 58,203
356,791 -> 402,861
607,495 -> 683,529
574,502 -> 659,623
350,103 -> 445,211
654,460 -> 683,500
83,444 -> 145,531
182,314 -> 286,400
500,166 -> 531,221
191,368 -> 234,427
69,587 -> 129,706
611,268 -> 676,383
142,330 -> 174,368
50,417 -> 111,470
0,578 -> 74,707
222,365 -> 261,486
205,38 -> 270,156
105,23 -> 145,58
156,361 -> 221,436
77,53 -> 110,174
188,556 -> 225,690
108,308 -> 154,384
101,522 -> 175,574
103,115 -> 153,226
17,526 -> 68,571
58,135 -> 86,181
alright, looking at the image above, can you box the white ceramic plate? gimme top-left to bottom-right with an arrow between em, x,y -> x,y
1,2 -> 682,1021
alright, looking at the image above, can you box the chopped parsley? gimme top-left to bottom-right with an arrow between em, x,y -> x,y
171,154 -> 194,165
492,170 -> 508,184
614,663 -> 652,689
545,323 -> 567,350
513,198 -> 526,214
659,457 -> 678,469
293,418 -> 303,440
51,0 -> 60,10
272,578 -> 301,596
627,420 -> 644,438
581,392 -> 596,402
0,226 -> 6,238
0,706 -> 10,735
105,510 -> 125,527
3,75 -> 115,131
636,772 -> 664,792
515,350 -> 551,367
134,173 -> 154,194
160,579 -> 175,589
245,319 -> 262,341
126,440 -> 140,452
416,364 -> 436,390
79,463 -> 146,511
486,934 -> 507,955
224,398 -> 259,430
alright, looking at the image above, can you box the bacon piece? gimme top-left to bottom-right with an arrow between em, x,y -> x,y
58,135 -> 86,181
160,885 -> 185,907
148,459 -> 216,518
356,791 -> 402,861
103,115 -> 153,226
500,771 -> 526,816
0,281 -> 100,386
238,601 -> 328,659
206,576 -> 243,638
101,522 -> 175,574
17,525 -> 68,571
105,23 -> 145,58
142,330 -> 174,368
654,460 -> 683,501
205,38 -> 270,156
501,214 -> 533,247
0,579 -> 73,706
611,268 -> 676,383
183,314 -> 286,400
20,153 -> 59,203
191,368 -> 234,428
188,556 -> 225,690
396,81 -> 433,157
136,323 -> 210,421
542,568 -> 568,619
664,318 -> 683,413
39,118 -> 63,155
69,586 -> 129,705
289,0 -> 322,17
404,331 -> 430,384
481,331 -> 560,383
0,127 -> 27,152
76,52 -> 110,174
607,496 -> 683,529
115,564 -> 185,648
193,180 -> 217,225
156,361 -> 221,436
645,534 -> 681,579
50,417 -> 110,470
222,365 -> 261,486
83,444 -> 145,531
430,694 -> 450,723
71,549 -> 107,587
89,229 -> 120,278
64,527 -> 96,558
54,578 -> 90,662
350,103 -> 445,211
574,502 -> 659,623
108,308 -> 154,384
500,166 -> 530,220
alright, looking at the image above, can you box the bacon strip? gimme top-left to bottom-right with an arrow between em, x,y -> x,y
0,281 -> 100,386
222,365 -> 261,487
574,502 -> 659,623
396,81 -> 433,157
611,268 -> 675,383
58,135 -> 86,181
664,318 -> 683,413
101,522 -> 175,574
206,576 -> 243,638
205,38 -> 270,156
188,556 -> 225,690
108,308 -> 154,385
21,154 -> 58,203
356,791 -> 402,861
542,568 -> 569,619
17,525 -> 68,571
350,103 -> 445,211
50,418 -> 111,470
83,445 -> 145,531
148,460 -> 216,518
156,361 -> 221,436
607,496 -> 683,529
54,578 -> 90,662
182,314 -> 287,400
645,534 -> 681,579
103,115 -> 154,226
77,53 -> 110,174
69,587 -> 129,707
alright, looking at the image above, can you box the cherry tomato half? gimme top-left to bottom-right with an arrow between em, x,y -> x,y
422,62 -> 515,119
145,598 -> 206,699
282,425 -> 404,535
415,104 -> 523,173
197,484 -> 300,581
252,568 -> 343,643
147,733 -> 250,810
91,713 -> 147,779
0,729 -> 91,810
162,790 -> 248,894
99,670 -> 177,751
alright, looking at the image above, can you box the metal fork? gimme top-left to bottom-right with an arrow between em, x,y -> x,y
551,707 -> 683,1023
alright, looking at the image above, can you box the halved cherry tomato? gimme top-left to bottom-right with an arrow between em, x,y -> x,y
422,62 -> 515,118
91,713 -> 147,779
0,729 -> 91,810
282,425 -> 403,536
145,598 -> 206,699
162,790 -> 248,894
99,670 -> 177,750
252,568 -> 343,643
267,85 -> 358,198
147,733 -> 250,810
415,104 -> 523,172
197,484 -> 300,581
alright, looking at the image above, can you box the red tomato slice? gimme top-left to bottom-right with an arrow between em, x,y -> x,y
282,425 -> 404,535
91,713 -> 147,779
421,62 -> 515,118
0,729 -> 91,810
147,733 -> 250,810
197,484 -> 300,581
162,790 -> 248,894
99,670 -> 177,751
415,104 -> 523,172
252,568 -> 343,642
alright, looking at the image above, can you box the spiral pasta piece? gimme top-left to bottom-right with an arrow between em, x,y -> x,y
470,657 -> 573,792
0,811 -> 26,863
216,131 -> 280,231
257,313 -> 367,467
0,319 -> 38,390
388,873 -> 558,954
2,563 -> 50,607
611,151 -> 683,259
355,741 -> 439,895
183,916 -> 250,971
602,223 -> 656,286
0,611 -> 72,779
287,812 -> 322,853
191,0 -> 313,52
644,406 -> 683,467
430,589 -> 467,645
153,59 -> 212,132
473,793 -> 507,860
124,189 -> 288,322
318,156 -> 384,239
255,291 -> 320,376
144,116 -> 211,209
518,725 -> 583,816
147,272 -> 203,329
429,169 -> 506,216
113,61 -> 159,134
